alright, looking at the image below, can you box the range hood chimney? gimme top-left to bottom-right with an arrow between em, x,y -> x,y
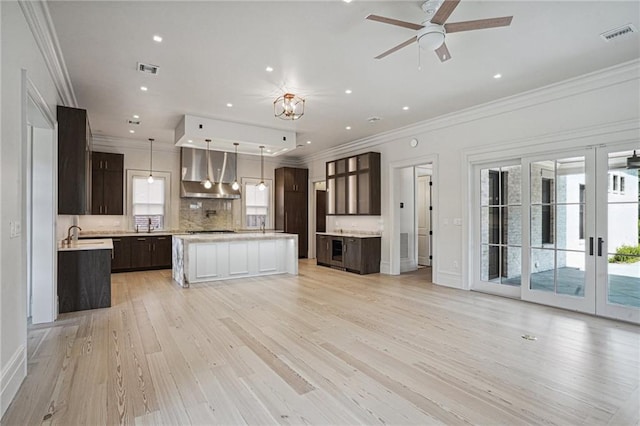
180,147 -> 241,199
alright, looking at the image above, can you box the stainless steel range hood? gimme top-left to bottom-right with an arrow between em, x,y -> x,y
180,147 -> 241,199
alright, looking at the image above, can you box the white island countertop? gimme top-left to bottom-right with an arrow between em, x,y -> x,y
173,232 -> 297,243
316,232 -> 381,239
58,238 -> 113,252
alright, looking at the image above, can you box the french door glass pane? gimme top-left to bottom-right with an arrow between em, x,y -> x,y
479,165 -> 521,286
606,152 -> 640,308
530,157 -> 586,298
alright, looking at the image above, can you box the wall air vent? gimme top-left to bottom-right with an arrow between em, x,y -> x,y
600,24 -> 637,42
137,62 -> 160,75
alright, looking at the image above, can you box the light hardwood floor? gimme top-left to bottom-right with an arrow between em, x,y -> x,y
2,260 -> 639,425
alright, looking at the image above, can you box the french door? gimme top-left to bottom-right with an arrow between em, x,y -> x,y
474,143 -> 639,323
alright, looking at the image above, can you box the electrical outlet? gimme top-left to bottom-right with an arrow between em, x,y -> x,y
14,220 -> 21,237
10,221 -> 15,238
453,260 -> 459,269
453,218 -> 462,226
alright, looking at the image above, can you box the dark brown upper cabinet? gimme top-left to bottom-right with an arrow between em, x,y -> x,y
275,167 -> 308,258
57,105 -> 91,214
326,152 -> 380,215
91,151 -> 124,215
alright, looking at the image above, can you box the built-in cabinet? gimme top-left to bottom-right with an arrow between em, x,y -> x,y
91,151 -> 124,215
316,234 -> 381,274
58,105 -> 91,215
81,235 -> 172,272
326,152 -> 380,215
275,167 -> 308,258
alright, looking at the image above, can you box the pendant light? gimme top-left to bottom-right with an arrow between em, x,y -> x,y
147,138 -> 154,183
257,145 -> 266,191
203,139 -> 213,189
231,142 -> 240,190
627,150 -> 640,169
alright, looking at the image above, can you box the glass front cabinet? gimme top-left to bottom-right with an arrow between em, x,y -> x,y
326,152 -> 380,215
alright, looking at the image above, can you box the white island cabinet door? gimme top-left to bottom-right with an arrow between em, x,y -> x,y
229,242 -> 250,276
193,243 -> 227,280
258,240 -> 278,273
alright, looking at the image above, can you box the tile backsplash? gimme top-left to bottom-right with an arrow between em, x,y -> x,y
179,198 -> 233,230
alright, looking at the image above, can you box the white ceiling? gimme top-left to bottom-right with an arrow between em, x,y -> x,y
47,1 -> 640,158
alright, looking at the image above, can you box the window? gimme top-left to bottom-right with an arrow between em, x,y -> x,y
620,176 -> 626,193
541,178 -> 554,244
127,170 -> 171,231
613,175 -> 619,192
242,178 -> 271,228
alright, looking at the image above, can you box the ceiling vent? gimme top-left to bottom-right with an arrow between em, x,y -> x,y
367,116 -> 382,123
137,62 -> 160,75
600,24 -> 637,42
127,119 -> 141,125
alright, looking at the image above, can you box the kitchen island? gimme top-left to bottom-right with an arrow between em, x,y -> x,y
172,233 -> 298,287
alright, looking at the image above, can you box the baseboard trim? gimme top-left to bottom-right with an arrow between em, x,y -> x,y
379,261 -> 391,275
434,270 -> 463,289
400,259 -> 417,273
1,345 -> 26,418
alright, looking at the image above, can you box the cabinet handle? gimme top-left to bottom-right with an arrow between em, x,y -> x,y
589,237 -> 594,256
157,237 -> 167,240
137,238 -> 146,241
105,205 -> 107,214
105,160 -> 108,169
99,160 -> 103,169
113,238 -> 121,242
285,212 -> 288,230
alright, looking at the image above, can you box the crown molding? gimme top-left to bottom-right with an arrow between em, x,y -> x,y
19,0 -> 77,107
299,59 -> 640,165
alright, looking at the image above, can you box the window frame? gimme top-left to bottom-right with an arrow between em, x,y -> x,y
126,169 -> 172,231
241,177 -> 273,229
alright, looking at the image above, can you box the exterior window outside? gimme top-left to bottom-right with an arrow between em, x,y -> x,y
132,176 -> 165,230
480,165 -> 522,286
243,178 -> 271,228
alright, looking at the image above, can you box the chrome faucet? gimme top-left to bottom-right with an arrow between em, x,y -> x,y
260,220 -> 265,234
147,217 -> 153,233
64,225 -> 82,245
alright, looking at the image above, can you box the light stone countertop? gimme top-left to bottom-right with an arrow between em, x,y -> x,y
79,230 -> 180,237
58,238 -> 114,252
316,232 -> 382,239
174,232 -> 297,243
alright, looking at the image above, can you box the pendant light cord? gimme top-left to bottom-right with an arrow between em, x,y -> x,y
149,138 -> 153,176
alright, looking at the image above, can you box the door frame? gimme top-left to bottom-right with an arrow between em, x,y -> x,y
388,154 -> 438,277
22,71 -> 58,324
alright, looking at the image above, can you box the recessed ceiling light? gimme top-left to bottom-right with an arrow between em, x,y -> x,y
153,35 -> 163,43
283,148 -> 288,151
343,0 -> 352,3
306,140 -> 311,144
188,139 -> 193,143
493,73 -> 502,79
345,89 -> 352,94
140,86 -> 148,91
265,66 -> 274,72
133,114 -> 139,119
267,149 -> 272,152
129,129 -> 135,134
402,106 -> 410,111
345,126 -> 351,130
226,103 -> 233,107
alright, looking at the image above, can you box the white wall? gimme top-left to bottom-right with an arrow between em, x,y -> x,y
1,0 -> 60,416
302,61 -> 640,289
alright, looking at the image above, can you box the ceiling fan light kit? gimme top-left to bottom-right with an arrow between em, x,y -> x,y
418,24 -> 445,50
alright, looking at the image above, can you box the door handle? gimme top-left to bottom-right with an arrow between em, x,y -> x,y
597,237 -> 604,257
589,237 -> 594,256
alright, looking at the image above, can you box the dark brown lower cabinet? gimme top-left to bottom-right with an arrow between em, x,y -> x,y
58,249 -> 111,313
317,235 -> 331,265
316,234 -> 381,274
111,237 -> 131,271
81,235 -> 172,272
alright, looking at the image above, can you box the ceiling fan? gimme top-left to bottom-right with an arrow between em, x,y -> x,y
366,0 -> 513,62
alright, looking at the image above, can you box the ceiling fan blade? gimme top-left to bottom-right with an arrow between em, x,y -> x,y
366,14 -> 424,31
374,36 -> 417,59
444,16 -> 513,33
430,0 -> 461,25
435,42 -> 452,62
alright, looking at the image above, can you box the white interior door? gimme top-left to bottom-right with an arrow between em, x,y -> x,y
417,175 -> 431,266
